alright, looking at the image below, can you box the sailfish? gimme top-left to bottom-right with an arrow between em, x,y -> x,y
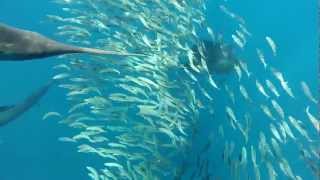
0,22 -> 143,61
0,81 -> 52,126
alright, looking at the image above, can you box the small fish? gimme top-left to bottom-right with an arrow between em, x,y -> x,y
256,49 -> 267,69
108,143 -> 127,149
281,121 -> 296,140
42,111 -> 62,120
239,85 -> 252,103
253,165 -> 261,180
266,162 -> 277,180
239,24 -> 252,37
219,5 -> 246,24
288,115 -> 312,141
223,142 -> 230,164
86,166 -> 100,180
238,60 -> 251,77
270,123 -> 283,143
256,80 -> 270,98
237,113 -> 251,144
239,146 -> 247,167
234,64 -> 242,81
226,106 -> 237,129
207,27 -> 215,41
271,99 -> 285,119
260,104 -> 276,121
278,158 -> 295,179
301,81 -> 317,103
218,125 -> 225,138
187,49 -> 201,73
265,79 -> 280,97
53,73 -> 70,80
225,85 -> 236,104
53,63 -> 71,71
271,68 -> 295,98
208,75 -> 219,89
259,132 -> 275,161
232,34 -> 245,49
199,87 -> 213,100
278,123 -> 287,143
104,162 -> 124,170
58,137 -> 77,143
250,146 -> 257,165
305,106 -> 320,133
235,30 -> 247,46
265,36 -> 277,56
251,146 -> 261,180
270,137 -> 282,158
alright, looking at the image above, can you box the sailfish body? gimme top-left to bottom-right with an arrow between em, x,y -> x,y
0,23 -> 141,61
0,81 -> 52,126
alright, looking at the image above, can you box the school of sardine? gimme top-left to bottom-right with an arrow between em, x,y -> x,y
43,0 -> 319,179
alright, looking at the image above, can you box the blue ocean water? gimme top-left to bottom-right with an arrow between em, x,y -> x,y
0,0 -> 317,180
0,1 -> 89,179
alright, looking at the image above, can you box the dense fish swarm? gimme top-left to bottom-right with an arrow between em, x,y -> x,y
45,0 -> 319,179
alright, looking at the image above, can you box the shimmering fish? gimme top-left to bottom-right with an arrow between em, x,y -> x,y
239,146 -> 247,167
238,60 -> 251,77
305,106 -> 320,133
256,49 -> 267,69
86,166 -> 100,180
260,104 -> 276,121
265,36 -> 277,56
281,121 -> 296,140
239,85 -> 252,103
266,162 -> 277,180
226,106 -> 237,129
265,79 -> 280,97
270,123 -> 283,143
42,111 -> 62,120
271,99 -> 285,119
234,64 -> 242,81
301,81 -> 317,104
256,80 -> 270,98
232,34 -> 245,49
271,68 -> 295,98
288,115 -> 312,141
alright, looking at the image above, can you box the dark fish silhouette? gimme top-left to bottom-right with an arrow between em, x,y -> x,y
0,23 -> 143,61
188,40 -> 238,74
0,81 -> 52,126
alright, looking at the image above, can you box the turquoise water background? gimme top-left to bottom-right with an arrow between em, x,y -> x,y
0,0 -> 317,179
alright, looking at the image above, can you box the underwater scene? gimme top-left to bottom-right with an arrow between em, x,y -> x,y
0,0 -> 319,180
